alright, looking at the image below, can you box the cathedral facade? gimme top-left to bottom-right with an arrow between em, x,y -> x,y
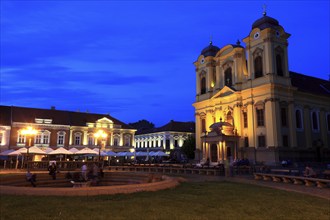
193,13 -> 330,165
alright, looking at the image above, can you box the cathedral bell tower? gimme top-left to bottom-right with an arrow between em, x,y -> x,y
243,11 -> 291,82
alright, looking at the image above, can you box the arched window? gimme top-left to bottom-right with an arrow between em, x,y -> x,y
74,132 -> 82,145
254,56 -> 263,78
57,131 -> 66,146
201,118 -> 206,133
200,77 -> 206,94
295,109 -> 303,129
312,112 -> 319,131
226,111 -> 234,126
124,135 -> 131,146
276,54 -> 284,76
224,67 -> 232,86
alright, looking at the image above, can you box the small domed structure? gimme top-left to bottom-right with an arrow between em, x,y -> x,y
201,41 -> 220,57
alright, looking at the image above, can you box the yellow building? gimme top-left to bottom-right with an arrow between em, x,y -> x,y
193,13 -> 330,165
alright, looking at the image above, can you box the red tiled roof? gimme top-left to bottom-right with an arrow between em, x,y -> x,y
290,71 -> 330,96
0,105 -> 133,129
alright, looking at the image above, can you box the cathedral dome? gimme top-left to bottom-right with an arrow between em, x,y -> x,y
201,41 -> 220,57
252,14 -> 279,30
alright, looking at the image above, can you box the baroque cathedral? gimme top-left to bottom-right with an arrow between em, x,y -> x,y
193,12 -> 330,165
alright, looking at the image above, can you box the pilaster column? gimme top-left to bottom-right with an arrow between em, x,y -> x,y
288,103 -> 297,147
69,130 -> 73,145
320,110 -> 329,149
83,131 -> 88,146
265,99 -> 280,147
246,101 -> 255,147
304,106 -> 312,148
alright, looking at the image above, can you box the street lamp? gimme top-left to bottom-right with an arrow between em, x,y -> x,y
21,126 -> 38,170
94,130 -> 108,165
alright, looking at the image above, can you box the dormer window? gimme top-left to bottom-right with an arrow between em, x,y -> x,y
35,118 -> 52,124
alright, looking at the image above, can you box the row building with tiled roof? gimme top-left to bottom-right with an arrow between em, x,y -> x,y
193,12 -> 330,165
0,106 -> 136,152
134,120 -> 195,152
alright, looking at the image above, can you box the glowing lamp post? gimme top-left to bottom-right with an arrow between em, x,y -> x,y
21,126 -> 38,170
94,130 -> 108,164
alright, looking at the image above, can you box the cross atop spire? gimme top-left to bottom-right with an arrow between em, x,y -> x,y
262,4 -> 267,16
209,34 -> 213,45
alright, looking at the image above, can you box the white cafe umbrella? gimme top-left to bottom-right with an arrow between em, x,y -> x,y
48,147 -> 73,155
75,147 -> 98,155
22,146 -> 46,154
44,147 -> 54,154
8,148 -> 27,169
8,148 -> 27,156
68,147 -> 79,153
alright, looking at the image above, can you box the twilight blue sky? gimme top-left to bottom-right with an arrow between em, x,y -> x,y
1,1 -> 329,126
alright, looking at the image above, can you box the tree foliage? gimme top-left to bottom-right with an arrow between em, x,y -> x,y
181,135 -> 196,159
128,119 -> 155,132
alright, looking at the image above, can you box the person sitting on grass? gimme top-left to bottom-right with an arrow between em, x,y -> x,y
26,170 -> 36,187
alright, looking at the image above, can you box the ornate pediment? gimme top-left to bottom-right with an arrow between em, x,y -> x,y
96,117 -> 113,124
86,117 -> 114,128
211,86 -> 236,99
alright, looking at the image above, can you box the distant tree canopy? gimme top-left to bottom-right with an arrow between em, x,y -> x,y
181,135 -> 196,159
128,119 -> 155,132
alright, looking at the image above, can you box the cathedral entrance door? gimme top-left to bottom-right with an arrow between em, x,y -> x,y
210,144 -> 218,162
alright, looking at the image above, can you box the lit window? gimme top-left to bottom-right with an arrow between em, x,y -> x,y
43,133 -> 49,144
57,132 -> 65,145
0,133 -> 3,144
243,112 -> 248,128
18,134 -> 25,143
35,134 -> 42,144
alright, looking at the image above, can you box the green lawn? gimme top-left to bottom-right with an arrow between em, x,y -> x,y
0,181 -> 329,220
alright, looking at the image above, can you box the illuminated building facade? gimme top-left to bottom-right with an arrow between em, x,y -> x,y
0,106 -> 136,152
134,121 -> 195,152
193,13 -> 330,165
